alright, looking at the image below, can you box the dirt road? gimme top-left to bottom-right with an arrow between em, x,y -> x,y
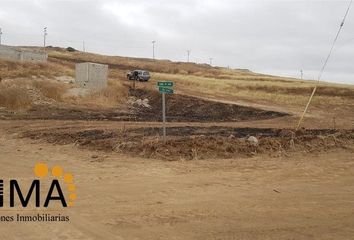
1,122 -> 354,239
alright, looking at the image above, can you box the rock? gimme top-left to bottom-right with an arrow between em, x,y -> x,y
115,141 -> 135,151
228,134 -> 236,139
143,98 -> 150,107
55,75 -> 75,84
137,98 -> 151,108
247,136 -> 259,146
127,97 -> 151,109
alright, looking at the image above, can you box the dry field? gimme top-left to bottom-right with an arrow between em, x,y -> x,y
0,47 -> 354,239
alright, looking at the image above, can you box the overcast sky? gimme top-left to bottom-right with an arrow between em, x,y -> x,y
0,0 -> 353,84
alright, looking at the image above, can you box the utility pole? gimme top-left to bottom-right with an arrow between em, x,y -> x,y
43,27 -> 48,51
152,40 -> 156,60
187,50 -> 191,62
209,58 -> 213,65
300,69 -> 303,80
0,28 -> 2,45
83,41 -> 86,52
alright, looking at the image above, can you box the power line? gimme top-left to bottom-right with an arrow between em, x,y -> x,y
43,27 -> 47,50
151,40 -> 156,60
209,58 -> 213,65
296,0 -> 353,130
187,50 -> 191,62
317,0 -> 353,82
0,28 -> 2,45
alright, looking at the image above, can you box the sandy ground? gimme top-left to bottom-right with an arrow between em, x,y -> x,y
1,50 -> 354,239
0,121 -> 354,239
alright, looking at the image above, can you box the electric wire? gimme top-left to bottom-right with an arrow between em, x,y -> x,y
296,0 -> 353,130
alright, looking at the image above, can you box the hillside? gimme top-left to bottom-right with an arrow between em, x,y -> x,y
1,46 -> 354,128
1,47 -> 354,240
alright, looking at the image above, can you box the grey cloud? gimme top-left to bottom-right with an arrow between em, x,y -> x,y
0,0 -> 353,84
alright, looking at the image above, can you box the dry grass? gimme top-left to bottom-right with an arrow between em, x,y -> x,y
47,48 -> 354,109
0,81 -> 32,110
152,72 -> 354,107
0,78 -> 71,110
66,79 -> 128,107
0,59 -> 73,79
87,80 -> 128,107
1,46 -> 353,112
32,80 -> 68,101
48,49 -> 222,76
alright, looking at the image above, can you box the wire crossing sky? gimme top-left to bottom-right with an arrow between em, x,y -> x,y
0,0 -> 353,84
316,0 -> 353,82
296,0 -> 353,130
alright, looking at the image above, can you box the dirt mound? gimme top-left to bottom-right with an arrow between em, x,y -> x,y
22,126 -> 354,160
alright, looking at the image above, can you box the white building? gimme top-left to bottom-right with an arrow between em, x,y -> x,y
75,62 -> 108,89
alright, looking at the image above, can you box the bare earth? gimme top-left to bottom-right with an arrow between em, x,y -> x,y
0,119 -> 354,240
1,47 -> 354,239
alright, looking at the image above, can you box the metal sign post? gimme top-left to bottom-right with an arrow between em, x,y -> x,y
157,81 -> 174,143
162,92 -> 166,142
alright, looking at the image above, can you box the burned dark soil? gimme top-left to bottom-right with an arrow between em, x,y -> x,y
129,88 -> 287,122
22,126 -> 354,160
0,88 -> 288,122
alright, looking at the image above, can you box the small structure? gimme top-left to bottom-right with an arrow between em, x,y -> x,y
75,62 -> 108,89
0,45 -> 47,62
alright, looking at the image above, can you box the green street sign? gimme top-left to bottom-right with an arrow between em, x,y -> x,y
157,81 -> 174,87
159,87 -> 174,94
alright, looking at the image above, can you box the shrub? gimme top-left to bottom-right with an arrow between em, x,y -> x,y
0,84 -> 32,110
66,47 -> 77,52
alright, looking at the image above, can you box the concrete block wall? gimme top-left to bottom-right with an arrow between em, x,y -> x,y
21,50 -> 48,62
0,45 -> 22,61
0,45 -> 47,62
75,62 -> 108,90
